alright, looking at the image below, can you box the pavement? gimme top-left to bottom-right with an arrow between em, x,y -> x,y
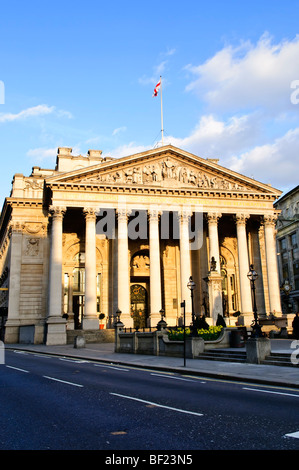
4,338 -> 299,389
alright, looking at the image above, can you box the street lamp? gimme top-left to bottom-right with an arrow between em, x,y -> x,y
247,264 -> 262,338
187,276 -> 197,336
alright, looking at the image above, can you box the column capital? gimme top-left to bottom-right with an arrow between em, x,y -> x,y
206,212 -> 222,224
263,214 -> 278,226
49,205 -> 66,219
116,208 -> 131,222
83,207 -> 97,221
234,213 -> 249,225
148,208 -> 161,222
178,208 -> 192,222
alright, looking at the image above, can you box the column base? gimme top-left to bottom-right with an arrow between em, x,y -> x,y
46,317 -> 67,345
149,312 -> 163,328
207,271 -> 223,324
119,313 -> 133,329
83,315 -> 99,330
246,337 -> 271,364
237,313 -> 255,327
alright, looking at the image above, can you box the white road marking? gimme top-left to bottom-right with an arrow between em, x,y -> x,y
110,392 -> 203,416
94,364 -> 129,371
243,387 -> 299,398
150,373 -> 196,382
285,431 -> 299,439
6,365 -> 29,373
43,376 -> 83,387
59,358 -> 89,364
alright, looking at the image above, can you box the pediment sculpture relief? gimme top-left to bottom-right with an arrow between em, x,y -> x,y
78,157 -> 247,191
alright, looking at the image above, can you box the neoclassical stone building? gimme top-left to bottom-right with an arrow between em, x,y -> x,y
0,145 -> 283,344
274,185 -> 299,313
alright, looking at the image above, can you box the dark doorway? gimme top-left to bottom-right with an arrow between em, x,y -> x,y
130,284 -> 148,329
73,295 -> 84,329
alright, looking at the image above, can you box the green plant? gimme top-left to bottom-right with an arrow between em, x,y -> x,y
168,325 -> 223,341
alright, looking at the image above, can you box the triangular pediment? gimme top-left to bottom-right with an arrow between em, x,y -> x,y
46,145 -> 281,196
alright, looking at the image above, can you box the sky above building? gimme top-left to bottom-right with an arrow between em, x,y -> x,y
0,0 -> 299,205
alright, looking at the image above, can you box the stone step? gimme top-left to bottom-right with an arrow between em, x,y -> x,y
261,353 -> 296,367
197,350 -> 247,363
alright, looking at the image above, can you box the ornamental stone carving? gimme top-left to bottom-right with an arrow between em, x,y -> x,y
78,157 -> 247,191
25,238 -> 40,256
234,213 -> 249,225
263,214 -> 278,226
49,206 -> 66,219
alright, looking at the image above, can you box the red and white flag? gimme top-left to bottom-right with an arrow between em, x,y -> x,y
152,79 -> 161,97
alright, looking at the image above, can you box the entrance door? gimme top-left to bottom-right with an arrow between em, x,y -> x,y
130,284 -> 148,329
73,295 -> 84,329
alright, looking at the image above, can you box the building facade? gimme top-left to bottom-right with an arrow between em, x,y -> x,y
274,185 -> 299,314
0,145 -> 283,345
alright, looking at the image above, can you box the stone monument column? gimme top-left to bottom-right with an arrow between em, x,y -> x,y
179,210 -> 192,323
206,213 -> 223,324
5,223 -> 23,343
149,208 -> 162,325
47,205 -> 67,345
264,214 -> 282,314
235,213 -> 252,323
117,208 -> 133,327
83,207 -> 99,330
207,212 -> 222,272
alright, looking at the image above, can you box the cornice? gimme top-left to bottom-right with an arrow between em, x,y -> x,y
47,181 -> 278,201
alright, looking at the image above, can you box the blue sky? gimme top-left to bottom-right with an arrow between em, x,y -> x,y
0,0 -> 299,205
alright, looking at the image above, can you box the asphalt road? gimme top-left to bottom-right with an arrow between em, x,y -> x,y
1,349 -> 299,452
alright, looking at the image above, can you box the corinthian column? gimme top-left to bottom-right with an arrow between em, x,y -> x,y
235,213 -> 252,320
117,208 -> 132,327
149,208 -> 162,325
264,214 -> 282,314
206,213 -> 223,323
47,205 -> 67,345
179,210 -> 192,322
83,207 -> 99,329
207,212 -> 222,271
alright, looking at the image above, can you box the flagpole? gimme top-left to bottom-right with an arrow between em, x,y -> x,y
160,76 -> 164,146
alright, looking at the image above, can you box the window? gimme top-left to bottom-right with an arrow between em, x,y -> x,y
282,264 -> 289,280
97,273 -> 101,313
294,262 -> 299,276
73,268 -> 85,293
291,233 -> 298,248
280,238 -> 287,251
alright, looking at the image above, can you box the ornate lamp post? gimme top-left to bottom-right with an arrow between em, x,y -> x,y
187,276 -> 197,336
281,280 -> 292,313
247,264 -> 262,338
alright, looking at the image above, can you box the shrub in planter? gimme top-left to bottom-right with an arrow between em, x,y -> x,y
168,325 -> 223,341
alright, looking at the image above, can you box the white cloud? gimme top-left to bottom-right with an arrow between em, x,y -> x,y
228,127 -> 299,189
112,126 -> 127,136
186,33 -> 299,114
103,142 -> 148,159
26,147 -> 57,162
165,113 -> 261,158
0,104 -> 55,123
0,104 -> 73,123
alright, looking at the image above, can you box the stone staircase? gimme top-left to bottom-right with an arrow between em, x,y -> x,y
261,352 -> 296,367
197,349 -> 247,363
197,349 -> 297,367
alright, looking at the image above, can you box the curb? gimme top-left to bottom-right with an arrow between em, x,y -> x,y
5,345 -> 299,390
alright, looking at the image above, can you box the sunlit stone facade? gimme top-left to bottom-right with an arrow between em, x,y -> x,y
0,145 -> 283,344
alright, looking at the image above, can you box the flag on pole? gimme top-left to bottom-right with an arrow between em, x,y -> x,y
152,79 -> 161,97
